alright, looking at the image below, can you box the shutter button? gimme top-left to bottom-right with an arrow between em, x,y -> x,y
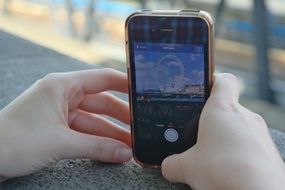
164,128 -> 179,142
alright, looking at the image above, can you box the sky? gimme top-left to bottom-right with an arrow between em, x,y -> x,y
134,45 -> 205,92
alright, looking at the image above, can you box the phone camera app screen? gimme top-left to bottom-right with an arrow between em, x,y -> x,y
133,42 -> 206,162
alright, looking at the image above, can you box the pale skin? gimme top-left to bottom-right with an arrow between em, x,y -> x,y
0,69 -> 284,190
162,73 -> 285,190
0,69 -> 132,179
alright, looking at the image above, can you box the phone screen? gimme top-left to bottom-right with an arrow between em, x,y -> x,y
128,16 -> 210,165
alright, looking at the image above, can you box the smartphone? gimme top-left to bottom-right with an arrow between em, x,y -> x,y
125,10 -> 214,167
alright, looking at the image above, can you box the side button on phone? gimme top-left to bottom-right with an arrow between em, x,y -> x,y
164,128 -> 178,142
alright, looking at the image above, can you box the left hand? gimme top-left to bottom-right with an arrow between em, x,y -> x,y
0,69 -> 132,180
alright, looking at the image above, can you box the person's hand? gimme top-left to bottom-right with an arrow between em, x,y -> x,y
0,69 -> 132,180
162,73 -> 285,190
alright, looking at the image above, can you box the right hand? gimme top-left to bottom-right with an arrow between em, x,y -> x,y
162,73 -> 285,190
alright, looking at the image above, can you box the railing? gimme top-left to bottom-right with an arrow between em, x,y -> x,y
2,0 -> 284,103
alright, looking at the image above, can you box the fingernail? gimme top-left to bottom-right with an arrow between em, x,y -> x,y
113,147 -> 132,162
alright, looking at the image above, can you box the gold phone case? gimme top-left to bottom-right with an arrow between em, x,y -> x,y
125,10 -> 214,168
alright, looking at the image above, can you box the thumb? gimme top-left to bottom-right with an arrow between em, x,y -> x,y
59,130 -> 132,163
209,73 -> 239,104
161,148 -> 196,184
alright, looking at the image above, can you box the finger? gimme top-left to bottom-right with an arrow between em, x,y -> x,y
70,110 -> 131,147
79,92 -> 130,125
60,130 -> 132,163
67,69 -> 128,94
162,154 -> 181,183
209,73 -> 239,104
162,151 -> 194,184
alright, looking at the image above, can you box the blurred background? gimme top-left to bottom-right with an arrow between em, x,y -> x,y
0,0 -> 285,131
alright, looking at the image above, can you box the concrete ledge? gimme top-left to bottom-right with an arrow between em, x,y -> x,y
2,160 -> 188,190
1,128 -> 284,190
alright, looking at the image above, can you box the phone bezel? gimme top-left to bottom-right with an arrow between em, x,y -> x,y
125,10 -> 214,168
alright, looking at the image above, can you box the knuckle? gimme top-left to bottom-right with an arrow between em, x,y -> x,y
101,68 -> 118,86
223,73 -> 237,82
210,99 -> 239,112
37,73 -> 62,90
102,93 -> 114,108
215,73 -> 236,82
35,73 -> 67,97
252,113 -> 267,126
225,73 -> 236,79
216,73 -> 238,88
102,68 -> 117,75
43,72 -> 62,82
